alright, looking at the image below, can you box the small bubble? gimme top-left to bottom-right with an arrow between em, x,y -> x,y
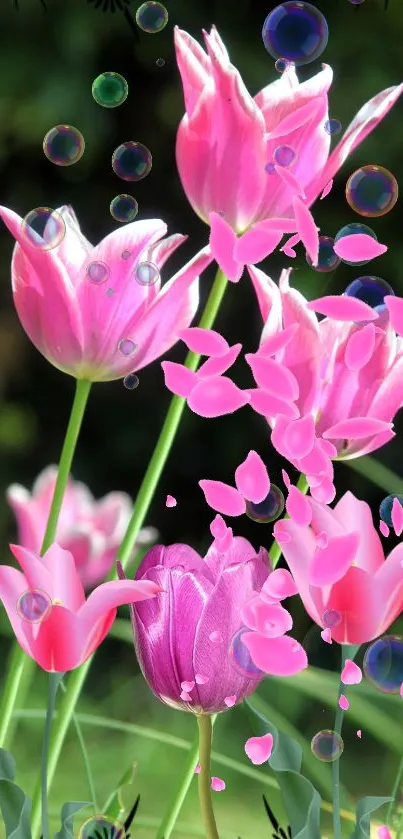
245,485 -> 285,524
156,57 -> 166,67
110,194 -> 138,223
346,165 -> 398,217
324,118 -> 342,136
92,72 -> 128,108
21,208 -> 66,251
135,261 -> 160,285
273,145 -> 296,167
123,372 -> 139,390
343,276 -> 395,314
43,124 -> 85,166
106,288 -> 115,297
274,57 -> 292,72
311,729 -> 344,762
228,627 -> 264,680
79,815 -> 125,839
322,609 -> 342,628
379,494 -> 403,527
334,222 -> 378,266
262,2 -> 329,66
121,250 -> 132,260
135,2 -> 169,33
118,338 -> 137,356
306,235 -> 341,272
87,261 -> 110,285
17,589 -> 52,623
112,142 -> 152,182
265,161 -> 276,175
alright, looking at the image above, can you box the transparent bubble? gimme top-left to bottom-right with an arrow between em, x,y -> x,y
43,125 -> 85,166
245,485 -> 285,524
262,2 -> 329,66
346,165 -> 398,217
322,609 -> 342,628
118,338 -> 137,356
363,635 -> 403,694
87,261 -> 110,285
21,208 -> 66,251
156,57 -> 166,67
265,162 -> 276,175
121,250 -> 132,260
135,261 -> 160,285
123,373 -> 139,390
17,589 -> 52,623
343,276 -> 395,314
311,729 -> 344,762
79,815 -> 125,839
112,142 -> 152,182
106,288 -> 115,297
92,72 -> 128,108
324,118 -> 342,136
228,627 -> 264,680
110,194 -> 138,223
274,57 -> 292,72
306,235 -> 341,272
135,2 -> 169,33
349,0 -> 365,4
379,494 -> 403,527
273,145 -> 296,167
334,222 -> 378,266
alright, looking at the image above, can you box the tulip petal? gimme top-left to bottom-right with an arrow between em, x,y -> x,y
332,491 -> 384,575
247,265 -> 283,335
283,414 -> 315,458
292,197 -> 319,265
174,27 -> 211,116
242,632 -> 308,676
179,327 -> 229,356
385,295 -> 403,335
245,354 -> 299,401
79,578 -> 162,631
333,233 -> 387,262
209,213 -> 243,282
199,480 -> 246,517
161,361 -> 199,397
234,450 -> 270,503
344,323 -> 376,371
241,598 -> 293,637
307,295 -> 377,321
309,532 -> 360,587
188,376 -> 250,417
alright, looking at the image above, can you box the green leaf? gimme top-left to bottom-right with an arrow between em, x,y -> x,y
54,801 -> 91,839
0,748 -> 32,839
343,455 -> 403,494
349,796 -> 393,839
245,697 -> 322,839
102,762 -> 137,821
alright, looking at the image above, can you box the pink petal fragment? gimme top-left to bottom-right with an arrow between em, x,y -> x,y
309,532 -> 360,586
224,695 -> 236,707
379,520 -> 390,537
356,730 -> 362,739
341,659 -> 362,685
323,417 -> 393,440
385,295 -> 403,335
194,763 -> 201,774
195,673 -> 209,685
234,225 -> 284,265
179,327 -> 229,357
181,680 -> 195,692
244,733 -> 274,765
269,98 -> 323,139
259,324 -> 300,356
234,450 -> 270,503
321,628 -> 332,644
333,233 -> 387,262
378,827 -> 393,839
293,196 -> 319,265
282,469 -> 291,489
211,777 -> 226,792
344,323 -> 376,371
188,376 -> 251,418
245,354 -> 299,401
209,212 -> 243,283
198,344 -> 242,378
286,486 -> 312,527
339,694 -> 350,711
320,179 -> 333,199
161,361 -> 199,398
180,691 -> 193,701
307,295 -> 377,322
199,480 -> 246,517
281,233 -> 300,257
242,632 -> 308,676
391,496 -> 403,536
400,682 -> 403,699
166,494 -> 177,508
283,414 -> 315,459
261,569 -> 298,602
247,388 -> 299,419
278,167 -> 306,200
209,630 -> 223,644
241,598 -> 293,636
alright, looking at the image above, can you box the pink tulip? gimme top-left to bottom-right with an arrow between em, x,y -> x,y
273,491 -> 403,644
0,204 -> 213,380
6,466 -> 158,589
175,26 -> 403,279
0,543 -> 161,671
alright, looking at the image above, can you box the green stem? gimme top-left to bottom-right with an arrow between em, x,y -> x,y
386,755 -> 403,827
332,645 -> 360,839
269,473 -> 309,568
196,716 -> 219,839
0,378 -> 92,749
155,716 -> 217,839
60,679 -> 98,811
41,674 -> 62,839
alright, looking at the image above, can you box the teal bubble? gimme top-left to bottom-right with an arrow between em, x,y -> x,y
110,194 -> 139,223
246,485 -> 285,523
346,165 -> 398,218
306,235 -> 341,272
92,72 -> 128,108
21,207 -> 66,251
379,494 -> 403,527
43,124 -> 85,166
311,729 -> 344,762
363,636 -> 403,694
135,2 -> 168,33
334,222 -> 378,266
112,142 -> 152,182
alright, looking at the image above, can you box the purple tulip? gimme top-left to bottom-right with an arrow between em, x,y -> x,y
123,536 -> 270,713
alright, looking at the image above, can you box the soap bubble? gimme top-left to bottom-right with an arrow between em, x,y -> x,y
245,485 -> 285,523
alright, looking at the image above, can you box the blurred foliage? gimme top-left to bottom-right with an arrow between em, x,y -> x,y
0,0 -> 402,837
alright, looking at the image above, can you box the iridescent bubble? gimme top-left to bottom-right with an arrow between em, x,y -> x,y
245,485 -> 285,524
79,815 -> 125,839
21,208 -> 66,251
135,261 -> 160,285
118,338 -> 137,356
334,223 -> 378,266
112,142 -> 152,182
17,589 -> 52,623
273,145 -> 296,167
349,0 -> 365,4
343,276 -> 395,314
379,494 -> 403,527
106,288 -> 115,297
262,2 -> 329,66
322,609 -> 342,628
311,729 -> 344,762
156,57 -> 166,67
363,636 -> 403,694
228,627 -> 264,680
92,72 -> 128,108
123,373 -> 139,390
135,2 -> 168,33
324,118 -> 342,136
274,57 -> 292,72
265,162 -> 276,175
87,261 -> 110,285
121,250 -> 132,260
110,194 -> 138,223
346,165 -> 398,217
306,235 -> 341,272
43,124 -> 85,166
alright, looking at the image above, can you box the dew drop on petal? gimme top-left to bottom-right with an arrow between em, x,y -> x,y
324,118 -> 342,136
273,145 -> 296,167
87,261 -> 110,285
228,627 -> 264,680
311,729 -> 344,762
265,161 -> 276,175
121,250 -> 132,260
245,485 -> 285,523
43,125 -> 85,166
135,2 -> 169,33
343,276 -> 395,315
322,609 -> 341,628
346,165 -> 398,217
118,338 -> 137,356
110,194 -> 138,223
123,373 -> 139,390
363,635 -> 403,694
92,72 -> 128,108
379,494 -> 403,527
17,589 -> 52,623
262,1 -> 329,66
306,235 -> 341,272
21,207 -> 66,251
334,222 -> 378,266
112,141 -> 152,181
274,56 -> 292,72
135,261 -> 160,285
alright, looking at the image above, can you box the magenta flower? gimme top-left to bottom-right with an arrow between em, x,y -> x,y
273,491 -> 403,645
0,204 -> 212,381
0,543 -> 161,672
6,466 -> 157,589
174,26 -> 402,279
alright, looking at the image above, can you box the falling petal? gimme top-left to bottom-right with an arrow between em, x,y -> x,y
188,376 -> 251,417
179,327 -> 229,356
286,486 -> 312,527
199,480 -> 246,516
341,659 -> 362,685
224,695 -> 237,707
321,628 -> 332,644
391,496 -> 403,536
379,520 -> 390,537
320,179 -> 333,199
339,694 -> 350,711
385,295 -> 403,335
344,323 -> 376,371
260,569 -> 298,602
333,233 -> 387,262
161,361 -> 199,398
307,295 -> 377,321
323,417 -> 393,440
166,495 -> 177,508
234,450 -> 270,503
244,733 -> 274,765
211,777 -> 226,791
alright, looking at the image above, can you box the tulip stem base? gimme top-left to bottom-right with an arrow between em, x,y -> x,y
332,644 -> 359,839
196,715 -> 219,839
41,673 -> 62,839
